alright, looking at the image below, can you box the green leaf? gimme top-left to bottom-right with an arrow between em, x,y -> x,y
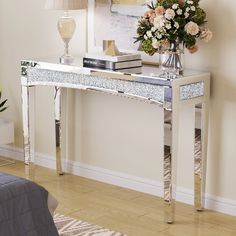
0,107 -> 8,113
141,39 -> 157,55
0,99 -> 7,108
184,34 -> 196,48
157,0 -> 178,8
134,37 -> 141,43
192,7 -> 206,25
147,2 -> 155,9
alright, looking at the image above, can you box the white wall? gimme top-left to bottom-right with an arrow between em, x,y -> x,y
1,0 -> 236,214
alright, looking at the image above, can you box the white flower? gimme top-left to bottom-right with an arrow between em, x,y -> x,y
165,23 -> 172,30
151,27 -> 156,32
176,9 -> 182,15
147,31 -> 152,38
152,38 -> 160,49
185,21 -> 199,35
159,26 -> 166,33
153,15 -> 165,29
174,22 -> 179,29
172,4 -> 179,10
186,7 -> 190,12
156,33 -> 162,39
165,8 -> 175,20
184,12 -> 189,18
144,35 -> 148,40
187,0 -> 193,4
191,6 -> 196,11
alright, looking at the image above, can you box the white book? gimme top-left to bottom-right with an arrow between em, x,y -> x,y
115,60 -> 142,69
83,58 -> 142,70
116,67 -> 142,74
92,66 -> 142,74
85,52 -> 142,62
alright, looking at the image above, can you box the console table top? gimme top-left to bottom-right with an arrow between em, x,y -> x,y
21,57 -> 209,106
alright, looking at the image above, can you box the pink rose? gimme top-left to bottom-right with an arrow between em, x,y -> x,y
165,8 -> 175,20
188,45 -> 198,53
185,21 -> 199,35
153,15 -> 165,29
178,0 -> 185,6
149,13 -> 156,23
200,28 -> 213,42
144,9 -> 155,18
161,40 -> 171,49
155,6 -> 165,15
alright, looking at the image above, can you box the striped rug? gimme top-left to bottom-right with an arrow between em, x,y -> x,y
54,214 -> 126,236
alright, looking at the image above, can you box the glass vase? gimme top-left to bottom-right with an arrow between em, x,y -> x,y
159,41 -> 184,79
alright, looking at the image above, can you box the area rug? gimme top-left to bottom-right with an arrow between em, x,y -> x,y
54,214 -> 126,236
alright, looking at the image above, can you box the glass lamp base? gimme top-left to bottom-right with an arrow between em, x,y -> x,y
60,55 -> 74,65
58,12 -> 76,65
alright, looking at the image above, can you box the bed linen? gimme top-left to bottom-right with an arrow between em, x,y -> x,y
0,172 -> 59,236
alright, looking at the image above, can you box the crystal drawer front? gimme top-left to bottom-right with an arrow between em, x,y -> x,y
180,82 -> 204,100
27,67 -> 165,103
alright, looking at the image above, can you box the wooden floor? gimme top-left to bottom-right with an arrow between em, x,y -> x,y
1,160 -> 236,236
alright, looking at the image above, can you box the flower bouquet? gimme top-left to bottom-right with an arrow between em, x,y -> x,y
135,0 -> 212,76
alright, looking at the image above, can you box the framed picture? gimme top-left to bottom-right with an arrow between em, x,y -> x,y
87,0 -> 159,63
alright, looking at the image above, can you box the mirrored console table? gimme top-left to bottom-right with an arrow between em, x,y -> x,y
21,58 -> 210,223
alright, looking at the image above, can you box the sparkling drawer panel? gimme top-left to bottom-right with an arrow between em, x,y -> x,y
27,68 -> 165,103
180,82 -> 204,100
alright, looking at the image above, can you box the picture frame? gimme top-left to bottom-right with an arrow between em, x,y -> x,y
87,0 -> 159,64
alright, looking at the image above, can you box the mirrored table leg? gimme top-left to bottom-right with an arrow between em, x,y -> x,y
194,102 -> 209,211
54,87 -> 64,175
164,109 -> 177,223
22,85 -> 35,180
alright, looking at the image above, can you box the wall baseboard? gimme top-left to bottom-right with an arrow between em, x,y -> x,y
1,145 -> 236,217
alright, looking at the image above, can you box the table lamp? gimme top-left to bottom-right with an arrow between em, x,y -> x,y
45,0 -> 87,64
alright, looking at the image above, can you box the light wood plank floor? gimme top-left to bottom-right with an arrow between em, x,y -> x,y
1,160 -> 236,236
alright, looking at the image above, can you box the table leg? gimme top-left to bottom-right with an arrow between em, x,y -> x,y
194,103 -> 209,210
164,109 -> 177,223
22,86 -> 35,180
54,87 -> 64,175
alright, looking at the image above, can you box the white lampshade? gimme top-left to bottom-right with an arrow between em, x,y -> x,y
45,0 -> 87,10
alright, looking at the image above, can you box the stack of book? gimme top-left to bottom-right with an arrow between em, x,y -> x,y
83,52 -> 142,74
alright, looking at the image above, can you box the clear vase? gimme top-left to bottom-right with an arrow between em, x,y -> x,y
159,41 -> 184,79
